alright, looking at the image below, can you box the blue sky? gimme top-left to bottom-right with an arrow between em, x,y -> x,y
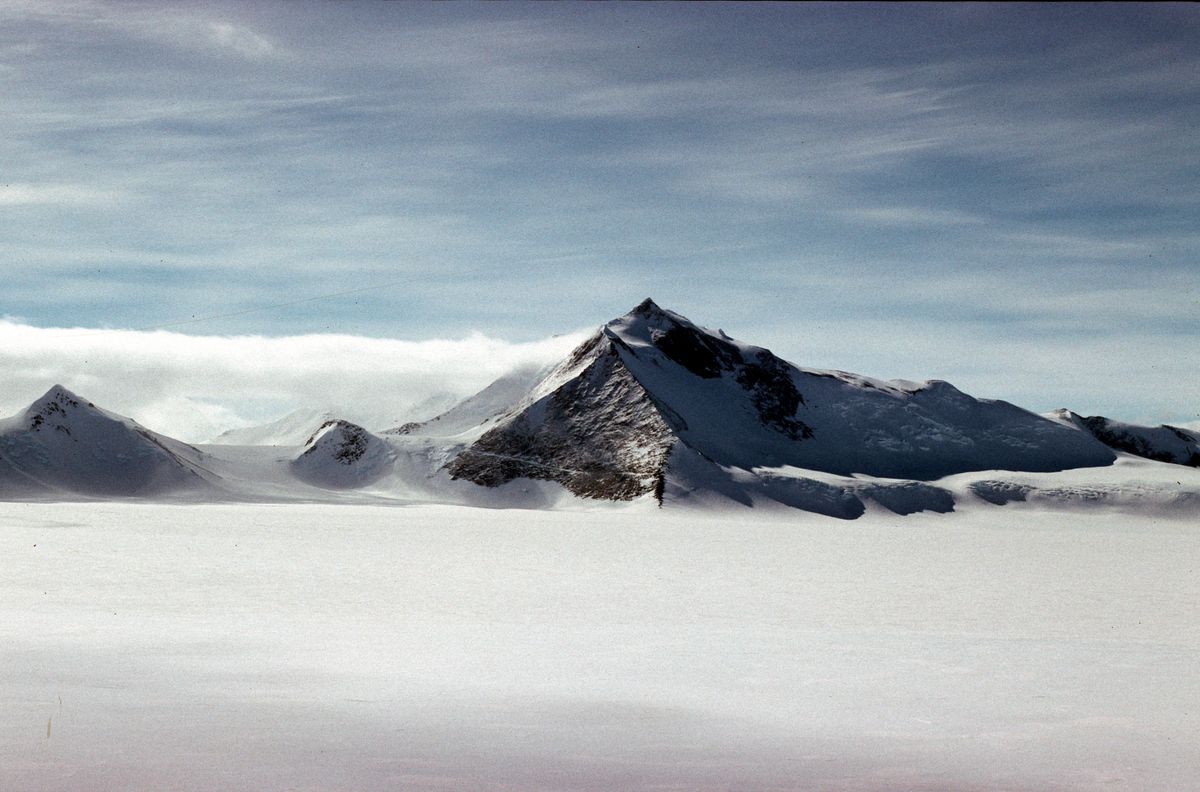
2,1 -> 1198,433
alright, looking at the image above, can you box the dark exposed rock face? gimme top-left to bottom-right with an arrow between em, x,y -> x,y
447,342 -> 675,501
644,304 -> 812,441
734,351 -> 812,440
301,420 -> 369,464
1078,415 -> 1175,464
655,323 -> 741,378
970,480 -> 1034,505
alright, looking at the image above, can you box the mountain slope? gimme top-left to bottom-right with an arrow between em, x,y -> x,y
447,333 -> 674,500
212,408 -> 338,446
385,363 -> 548,439
0,385 -> 217,497
447,300 -> 1116,502
1050,409 -> 1200,467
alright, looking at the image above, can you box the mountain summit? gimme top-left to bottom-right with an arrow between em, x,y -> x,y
446,300 -> 1116,501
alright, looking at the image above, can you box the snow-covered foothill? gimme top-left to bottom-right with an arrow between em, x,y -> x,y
289,419 -> 396,489
0,385 -> 217,497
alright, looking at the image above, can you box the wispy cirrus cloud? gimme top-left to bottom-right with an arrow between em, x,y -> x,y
1,2 -> 1197,423
837,206 -> 985,227
1,0 -> 282,60
204,21 -> 276,59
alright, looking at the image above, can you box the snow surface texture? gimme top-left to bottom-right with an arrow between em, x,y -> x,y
2,302 -> 1197,518
2,502 -> 1197,791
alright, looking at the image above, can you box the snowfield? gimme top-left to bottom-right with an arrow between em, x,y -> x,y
2,500 -> 1197,791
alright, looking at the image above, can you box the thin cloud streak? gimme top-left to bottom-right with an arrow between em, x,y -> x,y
0,182 -> 124,206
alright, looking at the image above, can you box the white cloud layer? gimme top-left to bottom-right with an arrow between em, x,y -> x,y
0,321 -> 588,442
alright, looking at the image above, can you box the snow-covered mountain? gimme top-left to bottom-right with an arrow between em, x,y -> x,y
1,302 -> 1196,515
1050,409 -> 1200,467
446,299 -> 1116,502
290,419 -> 396,489
0,385 -> 217,497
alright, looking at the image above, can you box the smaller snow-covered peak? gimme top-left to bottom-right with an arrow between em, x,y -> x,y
0,384 -> 216,497
303,419 -> 364,455
1044,408 -> 1077,425
388,363 -> 548,439
292,419 -> 396,489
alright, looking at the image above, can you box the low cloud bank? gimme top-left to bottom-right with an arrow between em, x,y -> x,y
0,321 -> 587,442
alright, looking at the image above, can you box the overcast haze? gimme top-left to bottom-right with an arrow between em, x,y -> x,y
2,1 -> 1198,436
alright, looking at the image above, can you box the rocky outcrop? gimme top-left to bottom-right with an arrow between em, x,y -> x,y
1054,410 -> 1200,468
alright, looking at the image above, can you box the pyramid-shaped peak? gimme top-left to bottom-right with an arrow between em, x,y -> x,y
40,384 -> 83,402
631,297 -> 663,316
21,385 -> 109,432
610,298 -> 692,332
29,384 -> 92,414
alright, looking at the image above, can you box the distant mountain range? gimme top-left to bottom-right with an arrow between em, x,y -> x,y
1,301 -> 1196,516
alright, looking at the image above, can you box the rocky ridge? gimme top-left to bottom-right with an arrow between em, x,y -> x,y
1051,409 -> 1200,467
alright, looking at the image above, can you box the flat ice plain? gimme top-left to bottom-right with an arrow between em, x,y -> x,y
2,500 -> 1197,791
